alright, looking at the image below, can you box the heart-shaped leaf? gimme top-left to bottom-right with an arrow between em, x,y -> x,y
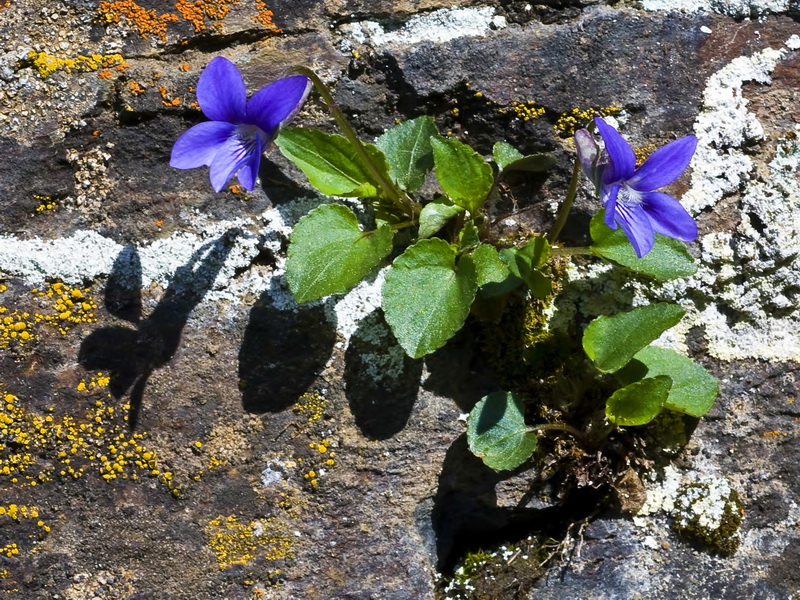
376,116 -> 440,193
276,128 -> 389,198
492,141 -> 524,170
582,303 -> 685,373
431,136 -> 493,215
616,346 -> 718,417
418,200 -> 464,239
383,238 -> 477,358
467,391 -> 537,471
606,375 -> 672,426
287,204 -> 394,303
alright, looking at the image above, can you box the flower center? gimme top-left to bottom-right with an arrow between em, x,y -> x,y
616,184 -> 643,207
235,124 -> 267,152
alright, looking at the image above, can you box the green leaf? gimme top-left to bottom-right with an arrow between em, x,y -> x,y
418,200 -> 464,239
492,142 -> 556,173
458,220 -> 481,251
492,141 -> 524,170
616,346 -> 718,417
590,211 -> 696,281
383,238 -> 478,358
606,375 -> 672,426
504,154 -> 557,173
276,128 -> 388,198
582,303 -> 685,373
376,116 -> 440,193
467,391 -> 537,470
286,204 -> 394,303
431,136 -> 494,214
499,237 -> 551,298
472,244 -> 510,288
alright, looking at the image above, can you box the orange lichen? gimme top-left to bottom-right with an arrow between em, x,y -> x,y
158,86 -> 182,107
175,0 -> 207,31
99,1 -> 179,42
252,0 -> 280,32
97,70 -> 112,79
100,0 -> 260,40
128,80 -> 146,95
762,430 -> 789,438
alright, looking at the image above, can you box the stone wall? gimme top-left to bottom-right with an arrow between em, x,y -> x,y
0,1 -> 799,598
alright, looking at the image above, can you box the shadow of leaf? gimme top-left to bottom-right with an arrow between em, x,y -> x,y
238,278 -> 337,413
344,309 -> 422,440
429,434 -> 603,572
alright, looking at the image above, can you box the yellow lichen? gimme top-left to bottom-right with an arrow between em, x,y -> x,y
499,100 -> 546,122
205,515 -> 294,570
34,195 -> 59,214
554,106 -> 620,137
293,392 -> 324,424
634,143 -> 658,167
31,282 -> 97,336
0,381 -> 171,490
27,50 -> 127,79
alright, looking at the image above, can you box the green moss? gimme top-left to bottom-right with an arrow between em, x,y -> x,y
480,294 -> 558,387
673,481 -> 742,556
436,536 -> 553,600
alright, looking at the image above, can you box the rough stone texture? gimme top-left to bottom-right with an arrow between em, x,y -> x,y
1,1 -> 800,599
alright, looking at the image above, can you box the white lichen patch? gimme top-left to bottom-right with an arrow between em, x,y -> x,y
261,459 -> 291,487
336,7 -> 499,50
641,0 -> 791,17
632,38 -> 800,361
65,146 -> 114,208
0,194 -> 388,352
673,478 -> 736,531
635,466 -> 742,554
683,46 -> 786,213
327,267 -> 386,343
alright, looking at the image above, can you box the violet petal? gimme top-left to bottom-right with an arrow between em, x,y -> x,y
629,135 -> 697,191
594,117 -> 636,184
642,191 -> 698,241
208,134 -> 255,192
247,75 -> 311,136
615,201 -> 655,258
196,57 -> 247,124
235,134 -> 263,191
170,121 -> 237,169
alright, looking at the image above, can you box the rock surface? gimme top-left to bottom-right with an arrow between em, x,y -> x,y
0,1 -> 799,599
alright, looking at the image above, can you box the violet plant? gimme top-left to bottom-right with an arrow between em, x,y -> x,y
171,59 -> 718,472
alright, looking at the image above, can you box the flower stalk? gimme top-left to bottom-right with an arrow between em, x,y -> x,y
292,65 -> 412,215
547,157 -> 581,244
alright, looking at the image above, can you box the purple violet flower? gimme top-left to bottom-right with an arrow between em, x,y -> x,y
575,117 -> 698,258
171,57 -> 311,192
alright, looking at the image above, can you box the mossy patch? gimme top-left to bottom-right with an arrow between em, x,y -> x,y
673,480 -> 743,556
436,535 -> 554,600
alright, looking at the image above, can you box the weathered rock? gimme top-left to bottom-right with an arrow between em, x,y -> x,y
1,1 -> 800,599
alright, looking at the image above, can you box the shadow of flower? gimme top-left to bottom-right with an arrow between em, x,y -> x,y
78,231 -> 237,428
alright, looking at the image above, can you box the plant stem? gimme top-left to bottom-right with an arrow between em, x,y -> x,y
390,220 -> 416,231
292,66 -> 412,215
526,422 -> 585,441
550,246 -> 593,256
546,157 -> 582,244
